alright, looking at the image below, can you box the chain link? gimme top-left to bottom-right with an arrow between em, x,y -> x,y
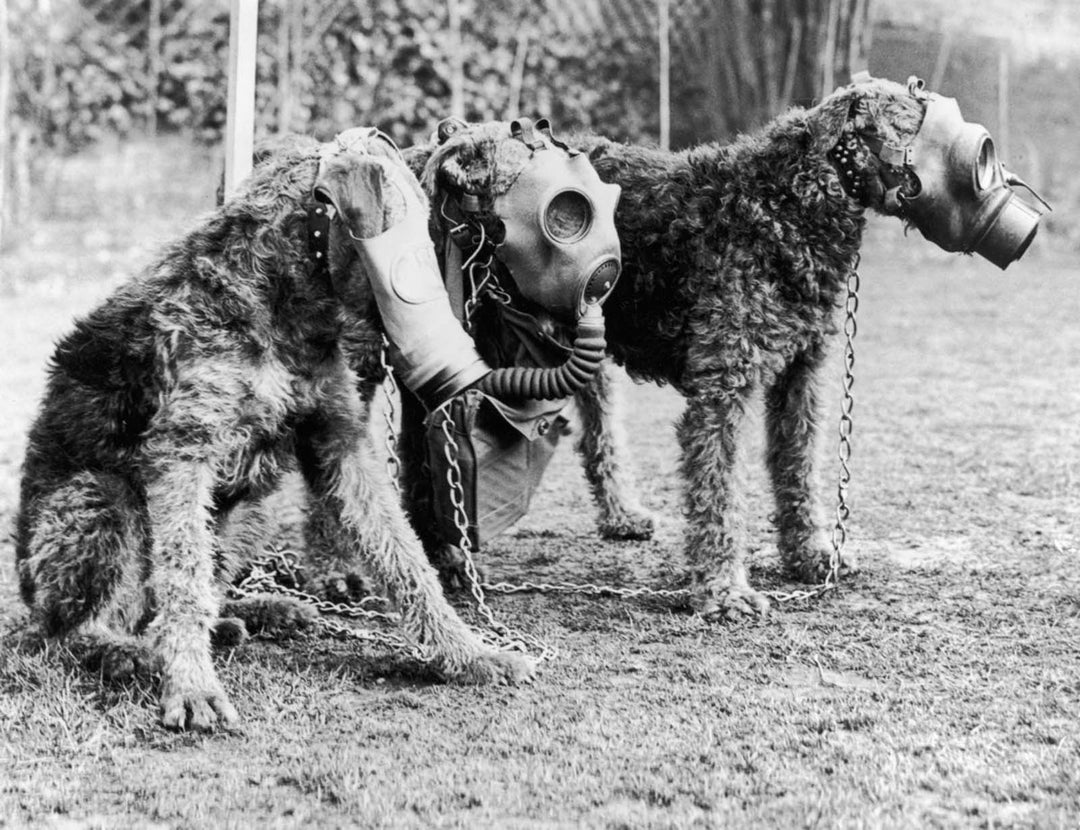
481,579 -> 692,602
229,546 -> 427,661
436,403 -> 558,660
379,336 -> 403,495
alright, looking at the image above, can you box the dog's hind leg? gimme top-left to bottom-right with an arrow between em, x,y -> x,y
18,471 -> 150,637
297,375 -> 536,685
302,379 -> 382,601
574,362 -> 655,540
677,393 -> 770,619
17,471 -> 155,678
765,349 -> 858,582
66,622 -> 157,681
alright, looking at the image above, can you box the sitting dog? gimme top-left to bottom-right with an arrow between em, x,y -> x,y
15,128 -> 534,732
404,75 -> 1043,619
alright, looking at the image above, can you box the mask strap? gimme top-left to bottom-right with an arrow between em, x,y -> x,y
510,118 -> 546,151
535,118 -> 580,157
1004,171 -> 1053,212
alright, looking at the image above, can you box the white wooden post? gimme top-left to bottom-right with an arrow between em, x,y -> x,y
225,0 -> 259,199
0,0 -> 10,249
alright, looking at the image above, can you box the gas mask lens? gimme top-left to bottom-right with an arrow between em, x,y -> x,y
974,136 -> 999,191
544,190 -> 592,242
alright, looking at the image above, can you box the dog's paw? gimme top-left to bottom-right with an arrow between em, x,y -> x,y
443,649 -> 538,686
260,598 -> 319,636
432,544 -> 484,593
218,596 -> 320,641
160,675 -> 239,732
786,544 -> 860,584
598,509 -> 656,541
99,642 -> 156,681
693,583 -> 770,621
312,570 -> 376,604
211,617 -> 249,649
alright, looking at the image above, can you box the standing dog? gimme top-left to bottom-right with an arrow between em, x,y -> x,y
405,76 -> 1042,619
15,129 -> 533,732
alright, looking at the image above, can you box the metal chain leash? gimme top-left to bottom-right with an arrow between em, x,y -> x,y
229,546 -> 427,661
761,255 -> 859,603
480,259 -> 861,607
236,257 -> 859,645
436,404 -> 559,660
379,335 -> 403,494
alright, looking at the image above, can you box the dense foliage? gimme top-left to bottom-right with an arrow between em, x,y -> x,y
8,0 -> 663,153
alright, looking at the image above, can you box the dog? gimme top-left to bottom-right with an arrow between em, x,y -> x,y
402,76 -> 1040,619
14,128 -> 534,732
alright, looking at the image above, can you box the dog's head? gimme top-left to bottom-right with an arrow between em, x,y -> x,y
412,118 -> 623,323
811,74 -> 1046,268
809,76 -> 927,213
230,128 -> 414,309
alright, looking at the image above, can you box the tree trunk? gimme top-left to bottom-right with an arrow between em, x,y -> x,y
695,0 -> 874,138
658,0 -> 670,150
447,0 -> 464,120
0,0 -> 10,250
147,0 -> 162,135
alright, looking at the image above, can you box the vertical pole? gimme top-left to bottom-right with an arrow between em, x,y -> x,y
147,0 -> 162,135
447,0 -> 464,120
276,0 -> 290,133
997,44 -> 1009,163
225,0 -> 259,199
821,0 -> 839,95
658,0 -> 670,151
0,0 -> 10,249
507,33 -> 529,119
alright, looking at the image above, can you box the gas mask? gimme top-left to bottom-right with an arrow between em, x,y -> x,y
878,77 -> 1049,269
492,118 -> 623,320
312,125 -> 612,412
312,127 -> 491,409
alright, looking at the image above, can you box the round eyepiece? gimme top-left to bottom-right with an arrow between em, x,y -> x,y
975,136 -> 999,191
544,190 -> 592,242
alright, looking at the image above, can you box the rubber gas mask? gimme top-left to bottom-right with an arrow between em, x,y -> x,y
312,126 -> 611,412
492,118 -> 623,320
879,78 -> 1049,269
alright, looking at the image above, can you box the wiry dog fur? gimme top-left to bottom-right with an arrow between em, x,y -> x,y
403,77 -> 927,617
15,131 -> 533,732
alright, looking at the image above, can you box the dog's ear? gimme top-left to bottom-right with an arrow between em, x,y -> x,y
421,125 -> 511,204
315,155 -> 412,239
402,143 -> 435,183
809,87 -> 857,155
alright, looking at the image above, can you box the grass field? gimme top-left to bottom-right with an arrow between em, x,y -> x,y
1,141 -> 1079,828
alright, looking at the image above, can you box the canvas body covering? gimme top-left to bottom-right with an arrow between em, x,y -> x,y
424,261 -> 574,552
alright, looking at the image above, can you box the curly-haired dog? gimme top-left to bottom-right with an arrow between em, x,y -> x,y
405,76 -> 1038,619
15,129 -> 534,732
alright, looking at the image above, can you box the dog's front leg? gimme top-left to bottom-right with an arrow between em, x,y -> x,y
297,384 -> 536,685
574,362 -> 655,540
143,449 -> 238,731
677,393 -> 770,619
765,349 -> 858,582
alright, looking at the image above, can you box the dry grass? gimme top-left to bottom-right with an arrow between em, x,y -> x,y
1,139 -> 1079,828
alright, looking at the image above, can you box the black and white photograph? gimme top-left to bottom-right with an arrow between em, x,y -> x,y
1,0 -> 1077,826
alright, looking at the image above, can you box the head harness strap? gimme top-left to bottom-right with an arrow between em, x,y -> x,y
829,75 -> 928,211
307,126 -> 401,272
